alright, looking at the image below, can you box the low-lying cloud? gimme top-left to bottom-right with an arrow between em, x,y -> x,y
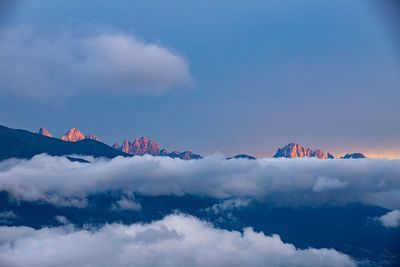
377,210 -> 400,228
0,26 -> 191,99
0,154 -> 400,210
0,213 -> 356,267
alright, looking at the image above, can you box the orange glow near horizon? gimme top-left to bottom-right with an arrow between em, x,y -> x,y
253,149 -> 400,160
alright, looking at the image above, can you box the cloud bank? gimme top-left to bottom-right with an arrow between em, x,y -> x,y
1,154 -> 400,210
0,27 -> 191,99
0,213 -> 356,267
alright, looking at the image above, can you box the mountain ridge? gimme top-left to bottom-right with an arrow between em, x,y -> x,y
2,124 -> 370,161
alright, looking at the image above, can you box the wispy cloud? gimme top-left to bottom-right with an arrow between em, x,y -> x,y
0,26 -> 192,99
0,213 -> 356,267
1,155 -> 400,210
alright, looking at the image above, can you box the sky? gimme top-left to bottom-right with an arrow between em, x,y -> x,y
0,0 -> 399,158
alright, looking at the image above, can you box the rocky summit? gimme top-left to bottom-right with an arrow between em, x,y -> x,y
61,128 -> 86,142
38,127 -> 53,138
59,128 -> 99,142
114,137 -> 160,156
113,137 -> 202,160
273,143 -> 329,159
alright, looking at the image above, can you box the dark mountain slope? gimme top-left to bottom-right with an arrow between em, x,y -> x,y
0,125 -> 128,160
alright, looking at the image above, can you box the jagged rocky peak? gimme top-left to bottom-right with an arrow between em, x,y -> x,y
273,143 -> 327,159
327,153 -> 335,159
342,153 -> 366,159
38,127 -> 53,137
115,137 -> 161,156
132,137 -> 160,156
112,142 -> 120,150
167,151 -> 202,160
60,128 -> 86,142
112,137 -> 202,160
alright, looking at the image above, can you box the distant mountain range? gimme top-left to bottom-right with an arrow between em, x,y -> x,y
38,127 -> 202,160
0,125 -> 126,161
273,143 -> 366,160
0,124 -> 367,161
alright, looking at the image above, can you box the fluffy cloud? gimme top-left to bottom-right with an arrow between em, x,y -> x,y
0,27 -> 191,99
1,155 -> 400,209
0,213 -> 356,267
377,210 -> 400,228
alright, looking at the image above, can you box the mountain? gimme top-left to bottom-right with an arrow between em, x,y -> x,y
167,150 -> 203,160
60,128 -> 86,142
327,153 -> 335,159
0,125 -> 127,160
113,137 -> 202,160
114,137 -> 160,156
227,154 -> 257,160
273,143 -> 329,159
342,153 -> 366,159
38,127 -> 53,137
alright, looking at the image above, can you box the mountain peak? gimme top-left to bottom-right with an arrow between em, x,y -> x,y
38,127 -> 53,137
342,153 -> 366,159
61,128 -> 85,142
112,137 -> 202,160
274,143 -> 327,159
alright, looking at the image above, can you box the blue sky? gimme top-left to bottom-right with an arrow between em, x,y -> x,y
0,0 -> 399,157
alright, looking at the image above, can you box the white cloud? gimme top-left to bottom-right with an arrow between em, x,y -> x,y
110,194 -> 142,211
0,213 -> 356,267
377,210 -> 400,228
312,176 -> 348,192
0,27 -> 191,99
0,155 -> 400,209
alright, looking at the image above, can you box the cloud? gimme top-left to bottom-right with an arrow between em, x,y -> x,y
0,210 -> 16,224
312,176 -> 348,192
377,210 -> 400,228
110,193 -> 142,211
1,155 -> 400,210
0,213 -> 356,267
205,198 -> 251,215
0,26 -> 191,99
55,215 -> 70,225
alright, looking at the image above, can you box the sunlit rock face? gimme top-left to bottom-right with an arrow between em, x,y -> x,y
342,153 -> 366,159
114,137 -> 161,156
60,128 -> 86,142
131,137 -> 160,156
273,143 -> 327,159
38,127 -> 53,137
113,138 -> 202,159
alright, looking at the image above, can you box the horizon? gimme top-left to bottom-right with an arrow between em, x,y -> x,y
4,123 -> 400,159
